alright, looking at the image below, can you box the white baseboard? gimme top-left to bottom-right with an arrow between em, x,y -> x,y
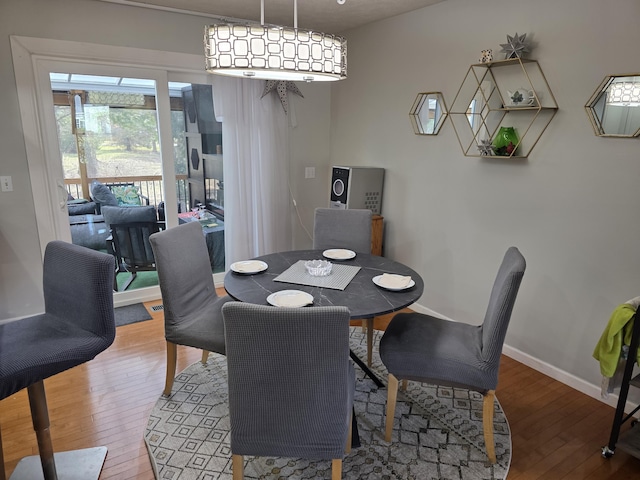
410,301 -> 638,413
409,302 -> 454,320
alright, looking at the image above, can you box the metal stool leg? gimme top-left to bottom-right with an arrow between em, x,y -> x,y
9,381 -> 107,480
27,381 -> 57,480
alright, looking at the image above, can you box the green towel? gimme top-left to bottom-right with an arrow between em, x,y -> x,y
593,303 -> 639,377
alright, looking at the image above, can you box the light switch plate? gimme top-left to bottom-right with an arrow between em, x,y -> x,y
1,176 -> 13,192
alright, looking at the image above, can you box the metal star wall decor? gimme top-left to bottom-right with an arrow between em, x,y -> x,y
478,139 -> 495,156
500,32 -> 530,59
261,80 -> 304,114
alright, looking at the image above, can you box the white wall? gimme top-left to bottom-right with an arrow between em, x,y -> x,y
330,0 -> 640,399
288,86 -> 333,250
0,0 -> 330,318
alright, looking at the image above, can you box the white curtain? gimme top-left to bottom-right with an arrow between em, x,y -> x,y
211,76 -> 292,266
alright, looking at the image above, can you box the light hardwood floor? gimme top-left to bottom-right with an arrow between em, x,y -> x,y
1,297 -> 639,479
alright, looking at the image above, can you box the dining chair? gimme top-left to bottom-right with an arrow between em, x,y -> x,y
313,207 -> 372,253
222,302 -> 355,480
0,241 -> 116,480
313,207 -> 378,365
379,247 -> 526,463
149,221 -> 231,397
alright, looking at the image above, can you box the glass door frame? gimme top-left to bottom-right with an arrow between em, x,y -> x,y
11,36 -> 217,304
166,71 -> 215,223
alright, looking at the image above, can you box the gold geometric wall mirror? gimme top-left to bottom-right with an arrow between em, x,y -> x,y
409,92 -> 448,135
585,74 -> 640,137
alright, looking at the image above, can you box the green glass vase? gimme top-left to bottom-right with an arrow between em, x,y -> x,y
492,126 -> 519,156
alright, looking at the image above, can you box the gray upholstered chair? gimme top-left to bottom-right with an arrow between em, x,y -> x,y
102,205 -> 159,291
313,207 -> 372,254
149,222 -> 231,397
0,241 -> 116,480
222,302 -> 355,480
379,247 -> 526,464
313,207 -> 376,364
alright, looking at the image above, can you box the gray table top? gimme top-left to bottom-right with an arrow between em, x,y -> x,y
223,250 -> 424,319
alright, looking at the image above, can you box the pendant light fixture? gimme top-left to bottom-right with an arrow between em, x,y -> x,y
204,0 -> 347,82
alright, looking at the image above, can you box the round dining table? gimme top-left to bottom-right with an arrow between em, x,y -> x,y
223,249 -> 424,319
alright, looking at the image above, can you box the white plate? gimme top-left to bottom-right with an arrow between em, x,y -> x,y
230,260 -> 268,274
322,249 -> 356,260
267,290 -> 314,308
372,274 -> 415,291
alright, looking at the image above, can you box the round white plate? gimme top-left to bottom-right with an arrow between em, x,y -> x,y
322,249 -> 356,260
230,260 -> 268,274
372,274 -> 415,291
267,290 -> 314,308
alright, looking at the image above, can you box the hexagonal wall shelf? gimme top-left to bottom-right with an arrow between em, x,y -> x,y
449,57 -> 558,158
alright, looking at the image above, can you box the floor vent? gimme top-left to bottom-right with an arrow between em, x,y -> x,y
150,304 -> 164,312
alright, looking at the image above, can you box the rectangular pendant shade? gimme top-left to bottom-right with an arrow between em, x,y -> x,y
204,23 -> 347,82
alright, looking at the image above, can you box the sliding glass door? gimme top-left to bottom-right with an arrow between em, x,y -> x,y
12,38 -> 227,303
48,72 -> 169,290
30,62 -> 172,299
45,68 -> 225,291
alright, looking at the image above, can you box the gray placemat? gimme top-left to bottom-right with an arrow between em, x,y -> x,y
274,260 -> 361,290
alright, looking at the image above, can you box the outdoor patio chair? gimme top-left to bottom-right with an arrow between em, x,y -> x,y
90,180 -> 149,214
102,205 -> 160,291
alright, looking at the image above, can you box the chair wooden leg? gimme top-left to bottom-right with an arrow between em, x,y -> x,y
27,380 -> 58,479
331,459 -> 342,480
385,373 -> 399,442
366,317 -> 374,366
483,390 -> 497,464
401,379 -> 408,391
201,350 -> 209,364
345,411 -> 353,454
0,423 -> 6,480
163,342 -> 178,397
232,454 -> 244,480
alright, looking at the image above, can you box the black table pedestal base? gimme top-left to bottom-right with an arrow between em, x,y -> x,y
350,350 -> 384,388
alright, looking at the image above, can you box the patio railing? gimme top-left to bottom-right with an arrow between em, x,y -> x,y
65,175 -> 189,210
65,175 -> 224,219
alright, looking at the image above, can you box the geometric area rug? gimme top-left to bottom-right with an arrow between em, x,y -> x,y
144,328 -> 511,480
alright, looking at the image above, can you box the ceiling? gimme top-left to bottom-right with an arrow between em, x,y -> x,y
95,0 -> 446,34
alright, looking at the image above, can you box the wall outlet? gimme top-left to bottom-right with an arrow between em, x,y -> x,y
1,176 -> 13,192
305,167 -> 316,179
